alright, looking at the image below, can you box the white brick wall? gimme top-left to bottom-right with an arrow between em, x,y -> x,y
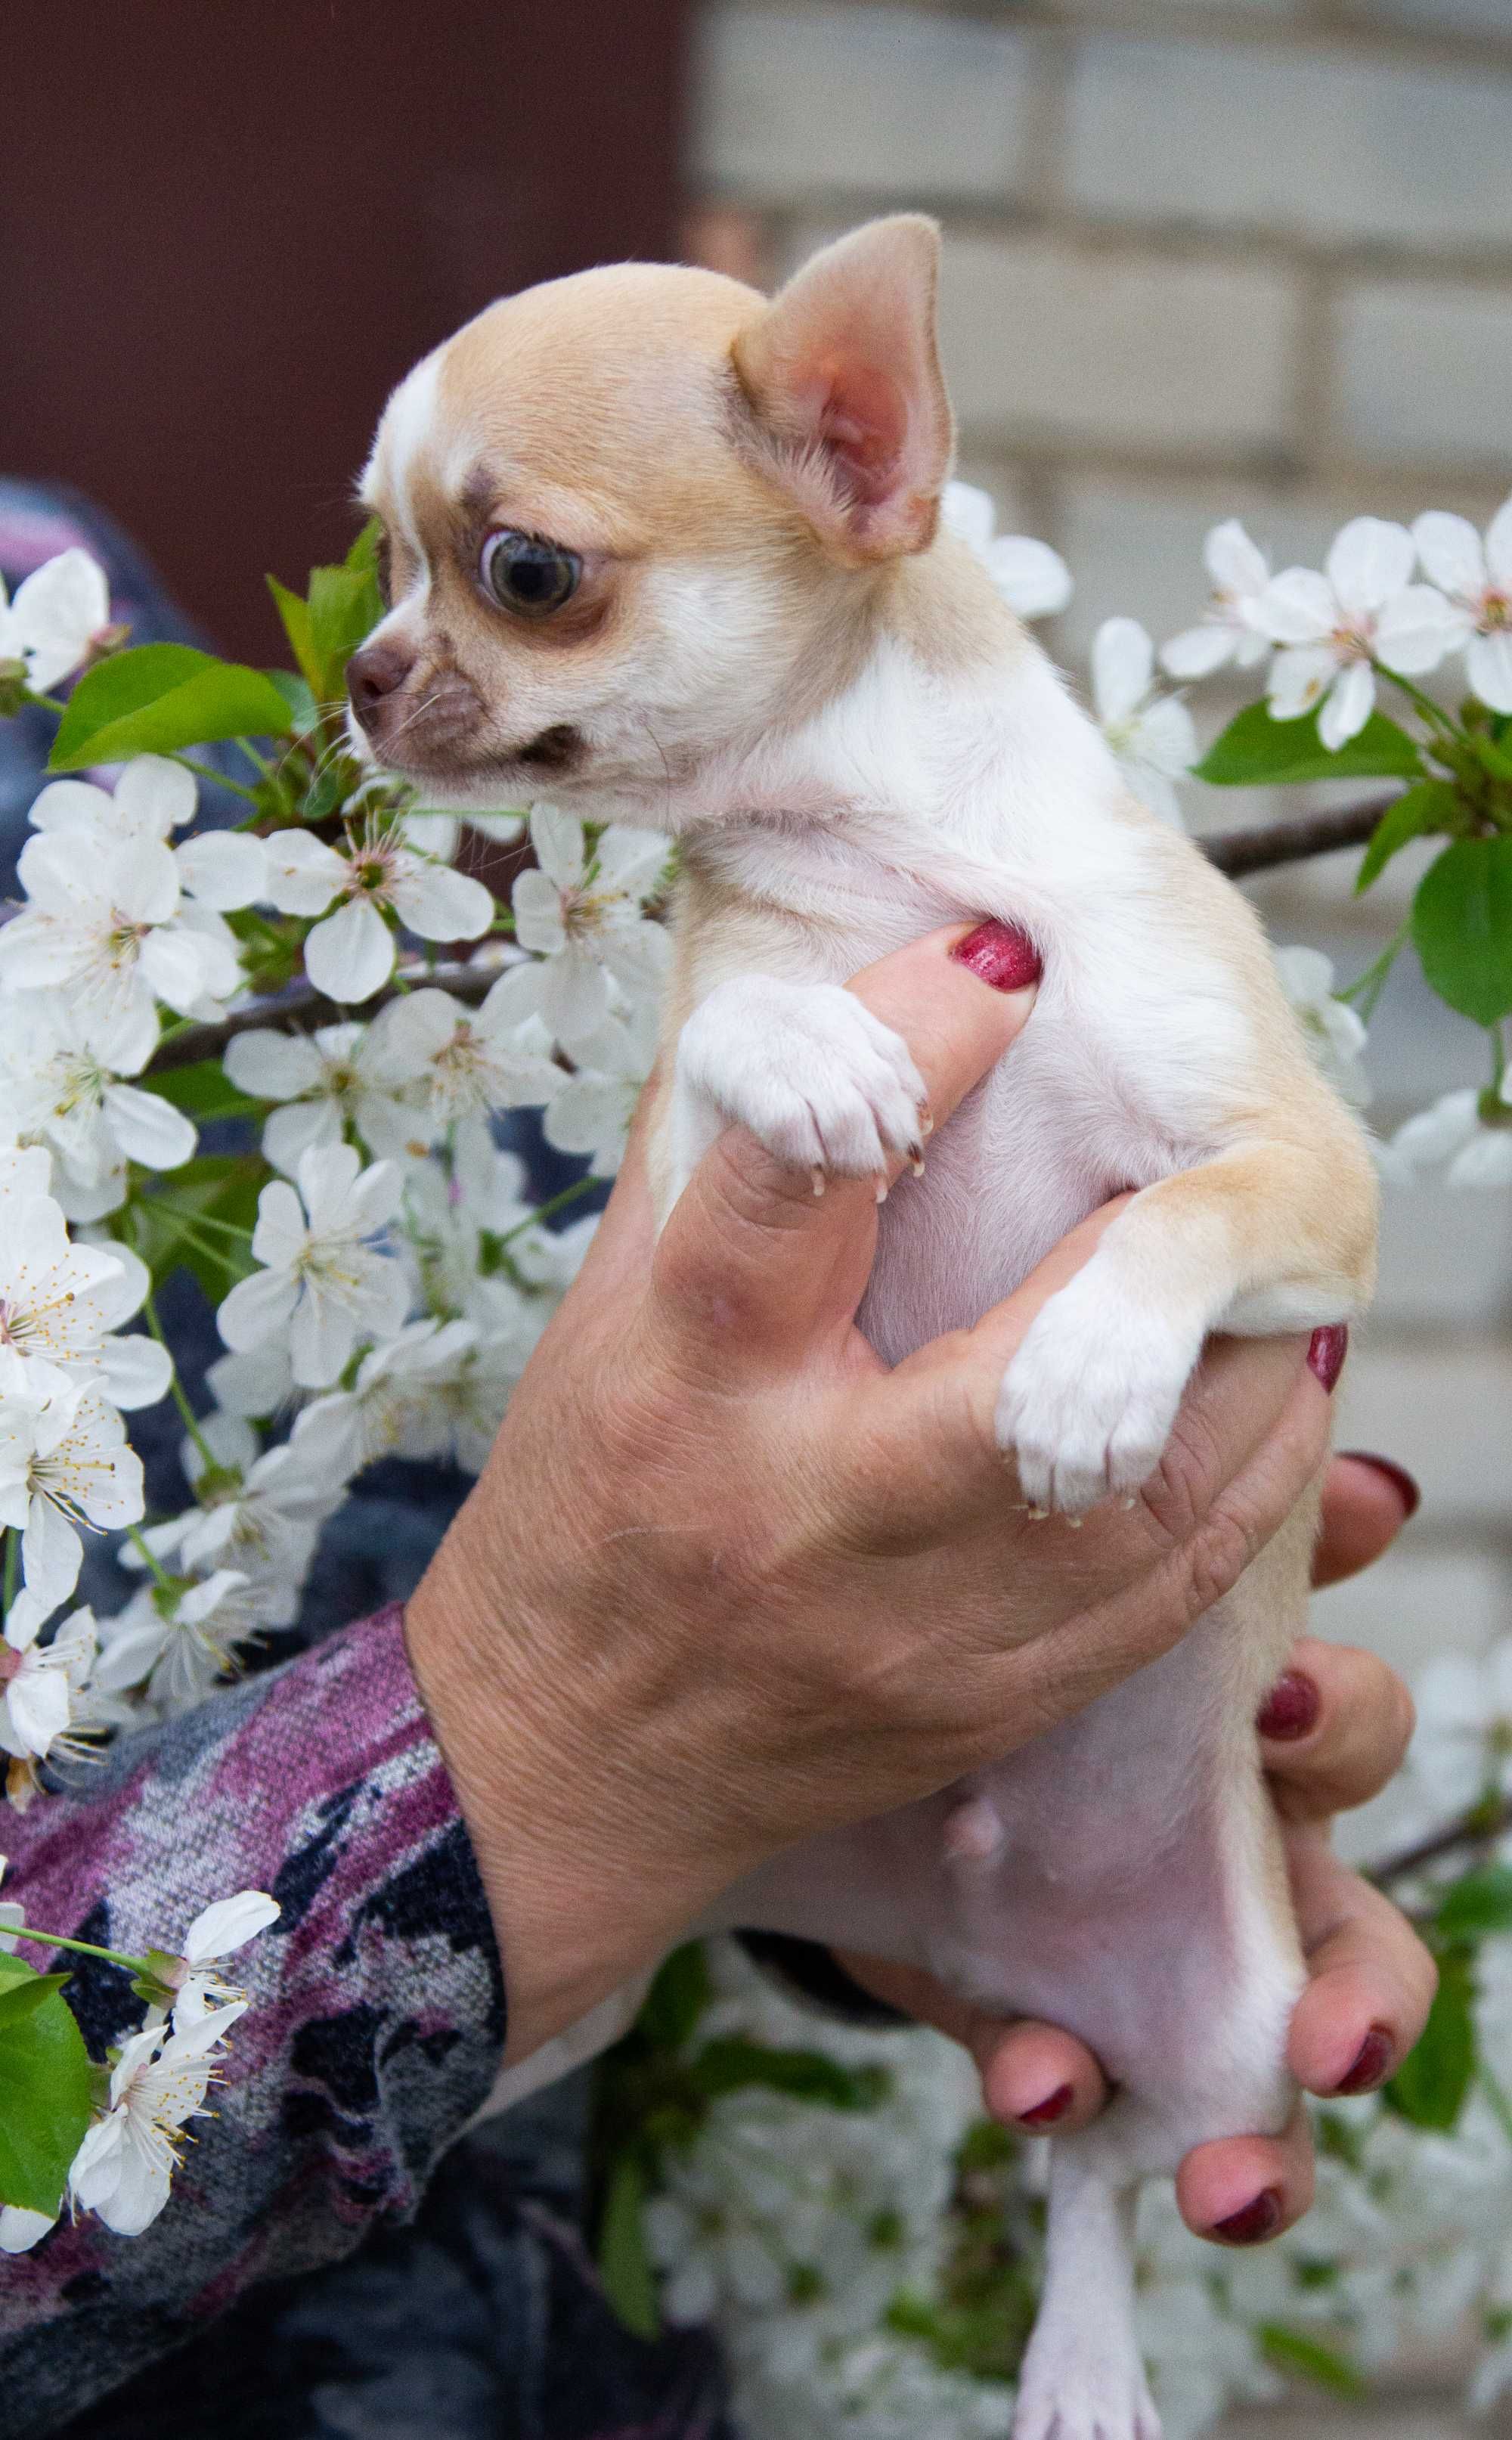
692,5 -> 1033,203
1337,278 -> 1512,470
1067,38 -> 1512,253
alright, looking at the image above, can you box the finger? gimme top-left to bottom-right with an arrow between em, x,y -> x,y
968,2017 -> 1109,2135
1285,1829 -> 1437,2098
648,923 -> 1039,1378
1176,2109 -> 1315,2246
1312,1453 -> 1420,1587
1259,1639 -> 1416,1825
832,1953 -> 1109,2133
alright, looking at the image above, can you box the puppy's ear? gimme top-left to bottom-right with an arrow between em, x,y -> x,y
731,215 -> 953,564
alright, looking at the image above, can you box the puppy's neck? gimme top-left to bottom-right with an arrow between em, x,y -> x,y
643,538 -> 1128,924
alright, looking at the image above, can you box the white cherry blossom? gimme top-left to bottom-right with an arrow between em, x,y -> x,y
1090,618 -> 1196,826
0,1356 -> 144,1642
543,1000 -> 658,1177
296,1318 -> 481,1476
139,1405 -> 353,1626
0,1604 -> 98,1763
217,1142 -> 408,1387
363,981 -> 563,1150
504,805 -> 671,1039
28,757 -> 268,911
0,992 -> 197,1220
1274,946 -> 1371,1107
1161,520 -> 1272,679
147,1889 -> 280,2029
1383,1087 -> 1512,1189
941,482 -> 1072,620
94,1568 -> 259,1712
224,1018 -> 425,1174
0,548 -> 110,693
1257,517 -> 1467,749
1413,501 -> 1512,714
70,2006 -> 246,2237
262,817 -> 493,1003
0,826 -> 241,1068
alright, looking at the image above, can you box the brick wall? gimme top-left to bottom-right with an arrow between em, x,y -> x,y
684,8 -> 1512,2429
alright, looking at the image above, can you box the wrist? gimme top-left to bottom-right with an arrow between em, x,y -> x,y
403,1495 -> 745,2063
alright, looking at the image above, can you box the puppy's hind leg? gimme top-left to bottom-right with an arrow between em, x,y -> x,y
1012,2138 -> 1160,2440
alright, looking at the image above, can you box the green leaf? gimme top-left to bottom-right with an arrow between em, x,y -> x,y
1356,780 -> 1462,893
48,644 -> 296,770
1469,730 -> 1512,787
598,2155 -> 660,2340
1412,836 -> 1512,1025
0,1961 -> 94,2215
141,1058 -> 262,1123
306,565 -> 383,697
0,1973 -> 70,2029
691,2036 -> 888,2112
267,578 -> 322,701
1194,703 -> 1424,787
1258,2324 -> 1365,2398
265,669 -> 320,739
637,1943 -> 712,2051
130,1152 -> 265,1303
345,516 -> 384,578
1437,1865 -> 1512,1941
1385,1947 -> 1476,2130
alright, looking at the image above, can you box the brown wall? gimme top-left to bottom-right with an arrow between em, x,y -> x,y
2,2 -> 689,656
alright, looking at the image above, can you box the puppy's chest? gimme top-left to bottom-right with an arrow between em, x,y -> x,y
860,1032 -> 1181,1366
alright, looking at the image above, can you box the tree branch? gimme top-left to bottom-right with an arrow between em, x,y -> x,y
1201,796 -> 1391,878
1367,1799 -> 1512,1891
145,954 -> 506,1074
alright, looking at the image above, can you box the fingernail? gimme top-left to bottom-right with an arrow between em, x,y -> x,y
1306,1324 -> 1349,1392
1339,1451 -> 1421,1522
1211,2189 -> 1283,2246
1017,2082 -> 1074,2128
951,919 -> 1042,993
1334,2023 -> 1393,2097
1256,1670 -> 1319,1742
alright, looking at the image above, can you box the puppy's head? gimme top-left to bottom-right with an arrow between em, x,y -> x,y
349,215 -> 953,823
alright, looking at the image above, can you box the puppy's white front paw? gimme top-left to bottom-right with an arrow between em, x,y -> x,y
676,976 -> 928,1181
996,1263 -> 1204,1516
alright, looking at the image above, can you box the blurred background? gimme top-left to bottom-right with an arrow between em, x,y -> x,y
5,2 -> 1511,2431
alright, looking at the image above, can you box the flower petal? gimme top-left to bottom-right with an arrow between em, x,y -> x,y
1204,519 -> 1269,597
387,859 -> 493,943
174,830 -> 267,912
223,1028 -> 327,1101
1412,510 -> 1486,600
1255,569 -> 1336,645
1268,643 -> 1340,721
101,1082 -> 198,1171
95,1333 -> 174,1411
1160,622 -> 1237,681
1484,495 -> 1512,593
115,755 -> 198,838
1326,516 -> 1415,616
528,802 -> 584,888
985,535 -> 1073,620
11,550 -> 110,690
1374,584 -> 1472,676
1318,657 -> 1376,749
1091,618 -> 1154,724
182,1889 -> 280,1963
1467,629 -> 1512,716
262,831 -> 349,917
304,898 -> 395,1003
218,1264 -> 300,1352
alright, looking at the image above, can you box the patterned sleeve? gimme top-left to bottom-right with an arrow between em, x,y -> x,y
0,1603 -> 506,2430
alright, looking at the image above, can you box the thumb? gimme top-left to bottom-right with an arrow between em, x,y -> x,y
647,921 -> 1040,1381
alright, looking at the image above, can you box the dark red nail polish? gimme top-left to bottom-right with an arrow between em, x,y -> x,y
1256,1670 -> 1319,1742
1017,2082 -> 1074,2127
1211,2188 -> 1283,2246
1307,1324 -> 1349,1392
1335,2024 -> 1393,2096
951,919 -> 1042,993
1339,1452 -> 1421,1521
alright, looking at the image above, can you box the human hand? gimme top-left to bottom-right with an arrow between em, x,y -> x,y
406,922 -> 1338,2065
838,1454 -> 1435,2248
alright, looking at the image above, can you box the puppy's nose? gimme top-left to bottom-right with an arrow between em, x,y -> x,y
348,640 -> 414,733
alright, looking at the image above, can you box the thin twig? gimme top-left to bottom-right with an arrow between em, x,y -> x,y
1201,798 -> 1393,878
1368,1799 -> 1512,1890
143,955 -> 507,1076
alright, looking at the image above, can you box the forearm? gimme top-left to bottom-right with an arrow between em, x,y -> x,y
0,1606 -> 504,2429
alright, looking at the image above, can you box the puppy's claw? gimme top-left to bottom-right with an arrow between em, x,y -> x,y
908,1143 -> 927,1179
810,1166 -> 826,1198
919,1105 -> 934,1139
874,1173 -> 889,1205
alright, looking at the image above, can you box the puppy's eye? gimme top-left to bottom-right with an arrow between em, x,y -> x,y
479,529 -> 581,619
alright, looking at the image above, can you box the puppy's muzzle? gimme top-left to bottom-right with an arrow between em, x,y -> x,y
348,642 -> 484,766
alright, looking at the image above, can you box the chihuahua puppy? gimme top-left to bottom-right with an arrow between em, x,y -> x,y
350,218 -> 1377,2440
